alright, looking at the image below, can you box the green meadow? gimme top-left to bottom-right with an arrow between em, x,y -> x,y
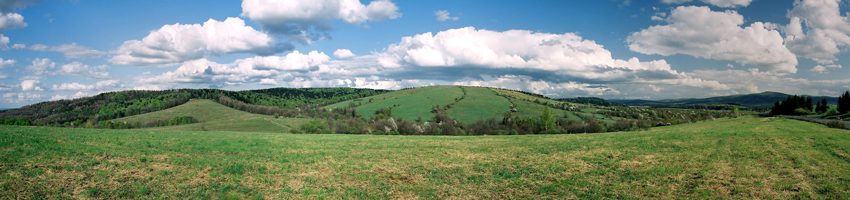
2,116 -> 849,199
111,99 -> 311,133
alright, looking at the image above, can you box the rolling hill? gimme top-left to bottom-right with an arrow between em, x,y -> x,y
326,85 -> 644,125
110,99 -> 311,133
610,91 -> 839,108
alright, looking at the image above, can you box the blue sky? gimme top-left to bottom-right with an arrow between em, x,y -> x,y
1,0 -> 850,108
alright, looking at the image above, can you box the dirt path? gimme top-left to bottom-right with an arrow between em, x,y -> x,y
264,118 -> 292,130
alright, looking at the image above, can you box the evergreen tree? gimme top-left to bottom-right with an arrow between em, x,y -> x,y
840,91 -> 850,114
805,97 -> 813,111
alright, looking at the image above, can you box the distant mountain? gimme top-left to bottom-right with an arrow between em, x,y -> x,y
609,92 -> 839,108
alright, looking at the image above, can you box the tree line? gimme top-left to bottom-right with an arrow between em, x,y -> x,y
0,87 -> 386,127
770,91 -> 850,116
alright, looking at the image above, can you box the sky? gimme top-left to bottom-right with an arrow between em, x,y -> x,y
1,0 -> 850,108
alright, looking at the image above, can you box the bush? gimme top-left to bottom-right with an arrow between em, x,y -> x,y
793,108 -> 811,115
826,120 -> 848,129
301,120 -> 330,134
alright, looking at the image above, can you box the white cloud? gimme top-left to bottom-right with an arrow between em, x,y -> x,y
243,50 -> 330,71
377,26 -> 680,81
56,62 -> 110,79
456,75 -> 621,97
811,65 -> 827,73
0,34 -> 9,50
258,78 -> 277,85
784,0 -> 850,64
240,0 -> 401,44
627,6 -> 798,73
20,79 -> 42,91
25,58 -> 55,75
52,82 -> 88,91
660,0 -> 753,7
0,13 -> 26,33
333,49 -> 355,59
810,64 -> 842,73
3,92 -> 40,103
49,94 -> 67,101
26,58 -> 110,79
72,91 -> 88,99
435,10 -> 458,22
28,43 -> 106,59
110,17 -> 286,66
0,58 -> 14,68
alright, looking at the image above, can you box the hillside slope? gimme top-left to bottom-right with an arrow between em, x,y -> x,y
326,86 -> 619,124
111,99 -> 310,133
611,91 -> 838,108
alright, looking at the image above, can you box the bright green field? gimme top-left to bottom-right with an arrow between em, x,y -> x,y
2,116 -> 849,199
325,86 -> 627,124
112,99 -> 311,133
327,85 -> 464,121
446,87 -> 512,123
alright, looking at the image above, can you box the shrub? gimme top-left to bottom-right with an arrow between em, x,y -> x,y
826,120 -> 848,129
793,108 -> 811,115
301,120 -> 330,134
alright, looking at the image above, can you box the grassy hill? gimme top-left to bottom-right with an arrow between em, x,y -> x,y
611,91 -> 839,108
111,99 -> 311,133
2,116 -> 848,199
326,86 -> 617,124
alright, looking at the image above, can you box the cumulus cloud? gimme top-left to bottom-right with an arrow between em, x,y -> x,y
26,58 -> 110,79
784,0 -> 850,64
25,58 -> 55,75
20,79 -> 42,91
258,78 -> 277,85
48,94 -> 66,101
240,0 -> 401,44
660,0 -> 752,7
51,80 -> 121,91
3,92 -> 40,103
28,43 -> 106,59
0,13 -> 26,33
243,50 -> 330,71
377,26 -> 683,82
435,10 -> 458,22
627,6 -> 798,73
110,17 -> 287,66
0,58 -> 14,68
333,49 -> 355,59
810,64 -> 841,73
0,34 -> 9,50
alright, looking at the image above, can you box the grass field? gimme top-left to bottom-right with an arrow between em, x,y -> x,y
112,99 -> 311,133
2,116 -> 849,199
325,86 -> 617,124
446,87 -> 512,123
327,86 -> 464,122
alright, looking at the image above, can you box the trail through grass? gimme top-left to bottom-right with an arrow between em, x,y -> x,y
2,116 -> 849,199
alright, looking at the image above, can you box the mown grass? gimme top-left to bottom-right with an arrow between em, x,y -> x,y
111,99 -> 310,133
2,116 -> 849,199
